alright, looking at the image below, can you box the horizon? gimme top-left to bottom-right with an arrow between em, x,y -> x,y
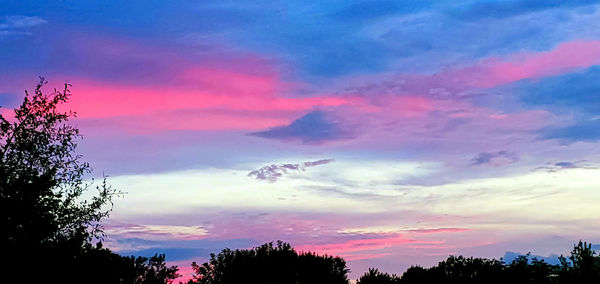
2,1 -> 600,281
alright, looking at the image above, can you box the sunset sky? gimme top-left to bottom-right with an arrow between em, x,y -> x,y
2,0 -> 600,280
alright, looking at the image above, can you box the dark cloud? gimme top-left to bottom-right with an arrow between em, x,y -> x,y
249,111 -> 354,144
114,238 -> 256,261
471,151 -> 519,166
518,66 -> 600,114
554,161 -> 577,168
536,160 -> 595,172
248,158 -> 334,182
504,66 -> 600,142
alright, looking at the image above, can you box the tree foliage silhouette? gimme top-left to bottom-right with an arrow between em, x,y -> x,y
0,78 -> 179,283
357,268 -> 401,284
1,78 -> 120,251
72,243 -> 180,284
557,241 -> 600,283
187,241 -> 350,284
356,241 -> 600,284
132,253 -> 181,284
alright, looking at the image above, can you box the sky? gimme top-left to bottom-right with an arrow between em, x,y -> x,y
2,0 -> 600,280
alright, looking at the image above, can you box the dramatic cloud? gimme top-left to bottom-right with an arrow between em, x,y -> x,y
4,1 -> 600,280
248,158 -> 335,182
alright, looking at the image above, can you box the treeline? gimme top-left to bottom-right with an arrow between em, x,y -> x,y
185,241 -> 349,284
180,240 -> 600,284
357,241 -> 600,284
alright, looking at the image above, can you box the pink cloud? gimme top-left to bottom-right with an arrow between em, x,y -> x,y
408,228 -> 469,234
0,108 -> 14,121
339,39 -> 600,99
443,40 -> 600,89
316,41 -> 600,144
297,235 -> 444,256
61,67 -> 357,133
340,252 -> 391,261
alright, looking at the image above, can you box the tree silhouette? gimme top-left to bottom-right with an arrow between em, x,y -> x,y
132,254 -> 181,284
356,268 -> 400,284
503,254 -> 556,283
68,243 -> 180,284
187,241 -> 350,284
1,77 -> 120,248
427,255 -> 505,283
0,78 -> 179,283
361,241 -> 600,284
399,266 -> 433,283
557,241 -> 600,283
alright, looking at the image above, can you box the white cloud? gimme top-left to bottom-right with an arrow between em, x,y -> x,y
0,15 -> 46,29
0,15 -> 46,38
106,158 -> 600,244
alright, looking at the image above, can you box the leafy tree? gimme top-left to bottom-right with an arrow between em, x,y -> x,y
557,241 -> 600,283
504,254 -> 557,283
431,255 -> 505,283
0,78 -> 130,282
356,268 -> 401,284
296,251 -> 350,284
188,241 -> 350,284
68,243 -> 179,284
131,253 -> 181,284
395,242 -> 600,283
0,78 -> 182,283
1,78 -> 120,250
398,255 -> 505,284
399,266 -> 433,283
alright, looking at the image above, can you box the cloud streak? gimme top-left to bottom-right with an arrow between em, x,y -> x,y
248,158 -> 335,182
0,15 -> 46,29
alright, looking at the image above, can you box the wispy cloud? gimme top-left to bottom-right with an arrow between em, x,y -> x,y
0,15 -> 46,29
105,222 -> 208,241
0,15 -> 46,38
248,158 -> 335,182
